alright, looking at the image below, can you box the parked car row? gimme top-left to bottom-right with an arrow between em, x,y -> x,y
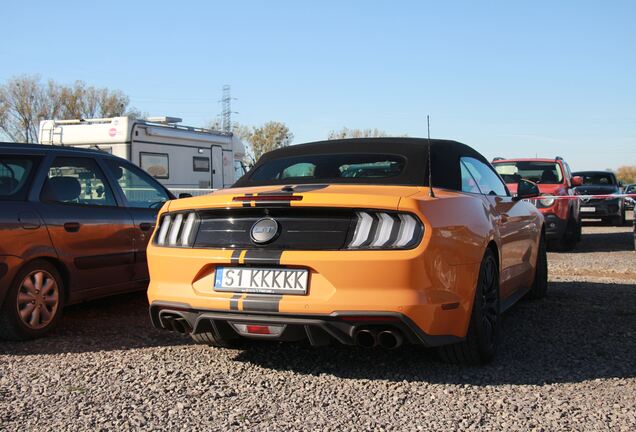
492,156 -> 583,250
1,140 -> 629,365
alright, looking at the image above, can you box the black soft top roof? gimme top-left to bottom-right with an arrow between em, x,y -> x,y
235,138 -> 490,189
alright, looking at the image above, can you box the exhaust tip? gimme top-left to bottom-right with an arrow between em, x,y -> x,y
354,329 -> 377,348
377,330 -> 403,349
171,318 -> 191,334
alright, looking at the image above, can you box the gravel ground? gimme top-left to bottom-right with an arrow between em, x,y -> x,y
1,222 -> 635,431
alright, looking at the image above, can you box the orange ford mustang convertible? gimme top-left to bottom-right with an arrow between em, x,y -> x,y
147,138 -> 546,364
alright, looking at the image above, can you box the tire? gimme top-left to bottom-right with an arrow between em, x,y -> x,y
436,249 -> 500,365
0,260 -> 65,341
551,217 -> 578,251
191,331 -> 244,349
526,234 -> 548,300
613,210 -> 626,227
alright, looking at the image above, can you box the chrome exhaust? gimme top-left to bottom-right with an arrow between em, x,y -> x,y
377,330 -> 403,349
354,329 -> 377,347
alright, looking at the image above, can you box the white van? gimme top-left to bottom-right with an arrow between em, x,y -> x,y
39,116 -> 246,193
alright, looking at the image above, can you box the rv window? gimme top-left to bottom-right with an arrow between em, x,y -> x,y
140,152 -> 169,179
193,157 -> 210,172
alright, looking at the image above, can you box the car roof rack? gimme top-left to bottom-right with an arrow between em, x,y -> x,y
492,157 -> 505,162
555,156 -> 563,161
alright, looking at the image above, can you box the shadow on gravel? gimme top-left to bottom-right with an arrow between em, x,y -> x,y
0,292 -> 189,356
569,229 -> 634,253
233,280 -> 636,385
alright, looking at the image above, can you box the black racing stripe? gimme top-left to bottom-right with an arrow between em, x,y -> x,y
230,250 -> 242,264
243,250 -> 283,265
229,294 -> 241,311
257,189 -> 294,196
241,295 -> 282,312
254,201 -> 291,207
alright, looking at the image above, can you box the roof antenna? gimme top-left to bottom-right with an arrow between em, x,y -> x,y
427,115 -> 435,197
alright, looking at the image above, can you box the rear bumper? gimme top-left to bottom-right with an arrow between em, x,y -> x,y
146,244 -> 482,340
149,302 -> 463,347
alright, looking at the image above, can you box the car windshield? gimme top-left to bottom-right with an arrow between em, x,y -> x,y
244,154 -> 406,185
0,156 -> 38,200
574,172 -> 616,186
494,161 -> 563,184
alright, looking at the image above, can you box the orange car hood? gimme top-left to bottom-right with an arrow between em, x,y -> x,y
167,184 -> 424,212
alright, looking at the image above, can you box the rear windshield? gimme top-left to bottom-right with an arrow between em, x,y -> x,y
243,154 -> 407,186
494,161 -> 563,185
0,156 -> 39,200
574,172 -> 616,186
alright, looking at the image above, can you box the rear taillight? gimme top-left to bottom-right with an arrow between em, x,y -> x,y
155,212 -> 199,247
347,211 -> 423,250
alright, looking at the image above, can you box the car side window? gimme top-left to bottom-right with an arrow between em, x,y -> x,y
460,160 -> 482,194
461,157 -> 508,197
42,157 -> 117,206
105,159 -> 170,209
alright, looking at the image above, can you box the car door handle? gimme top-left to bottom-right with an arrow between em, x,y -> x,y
139,222 -> 154,232
63,222 -> 81,233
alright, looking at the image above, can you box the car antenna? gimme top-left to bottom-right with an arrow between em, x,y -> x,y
427,115 -> 435,198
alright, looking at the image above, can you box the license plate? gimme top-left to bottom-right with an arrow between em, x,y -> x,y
581,206 -> 596,212
214,267 -> 308,295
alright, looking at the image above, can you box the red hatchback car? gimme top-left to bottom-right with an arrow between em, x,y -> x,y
492,157 -> 583,250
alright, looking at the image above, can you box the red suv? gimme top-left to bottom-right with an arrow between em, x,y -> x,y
492,157 -> 583,250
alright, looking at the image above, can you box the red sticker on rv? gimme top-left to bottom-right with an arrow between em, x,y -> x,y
108,128 -> 117,137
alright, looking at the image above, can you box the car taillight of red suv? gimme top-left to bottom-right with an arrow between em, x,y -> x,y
492,156 -> 583,251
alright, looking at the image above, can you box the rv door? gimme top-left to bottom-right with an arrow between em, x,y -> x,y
222,149 -> 234,187
211,145 -> 223,189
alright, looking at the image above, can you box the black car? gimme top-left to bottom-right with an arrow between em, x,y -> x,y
573,171 -> 625,226
0,143 -> 174,340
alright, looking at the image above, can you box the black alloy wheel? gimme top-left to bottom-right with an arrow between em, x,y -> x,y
437,248 -> 500,365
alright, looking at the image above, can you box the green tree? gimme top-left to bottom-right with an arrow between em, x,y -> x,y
616,165 -> 636,184
247,121 -> 294,164
0,75 -> 137,143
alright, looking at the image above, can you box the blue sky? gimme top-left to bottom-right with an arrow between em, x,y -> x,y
1,0 -> 634,170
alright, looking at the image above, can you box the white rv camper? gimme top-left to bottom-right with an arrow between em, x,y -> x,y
38,116 -> 246,193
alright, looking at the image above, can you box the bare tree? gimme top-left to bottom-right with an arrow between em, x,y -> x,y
327,127 -> 391,140
0,75 -> 137,143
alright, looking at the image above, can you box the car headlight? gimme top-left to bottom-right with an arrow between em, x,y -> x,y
155,212 -> 199,247
347,211 -> 423,249
538,194 -> 555,208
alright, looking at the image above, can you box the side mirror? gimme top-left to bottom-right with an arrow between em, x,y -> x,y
178,193 -> 193,199
571,176 -> 583,187
514,179 -> 540,201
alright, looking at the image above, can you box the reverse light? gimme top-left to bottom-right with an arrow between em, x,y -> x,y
230,323 -> 285,337
155,212 -> 199,247
347,211 -> 423,250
